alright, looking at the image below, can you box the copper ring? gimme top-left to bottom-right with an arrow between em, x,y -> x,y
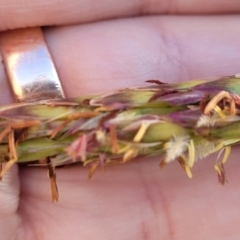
0,27 -> 65,102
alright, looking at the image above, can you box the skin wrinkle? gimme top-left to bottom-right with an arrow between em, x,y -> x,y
153,178 -> 176,240
155,16 -> 205,81
17,181 -> 42,240
154,21 -> 185,82
135,17 -> 186,82
159,0 -> 179,14
167,26 -> 190,81
137,0 -> 153,15
18,194 -> 53,240
137,166 -> 158,240
168,0 -> 179,14
137,159 -> 174,240
16,206 -> 33,240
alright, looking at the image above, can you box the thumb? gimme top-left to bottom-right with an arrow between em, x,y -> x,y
0,164 -> 22,239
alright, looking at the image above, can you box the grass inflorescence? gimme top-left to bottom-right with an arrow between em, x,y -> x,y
1,75 -> 240,201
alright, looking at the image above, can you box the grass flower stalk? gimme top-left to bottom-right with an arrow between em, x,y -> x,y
1,74 -> 240,201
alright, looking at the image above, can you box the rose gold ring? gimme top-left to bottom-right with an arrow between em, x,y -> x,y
0,27 -> 65,102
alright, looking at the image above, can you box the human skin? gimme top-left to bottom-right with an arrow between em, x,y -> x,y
0,1 -> 240,240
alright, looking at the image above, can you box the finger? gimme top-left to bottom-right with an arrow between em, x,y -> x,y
1,16 -> 240,100
0,165 -> 21,240
0,0 -> 240,30
43,15 -> 240,97
15,16 -> 240,239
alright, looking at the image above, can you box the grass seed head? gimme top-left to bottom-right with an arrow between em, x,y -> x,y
0,75 -> 240,200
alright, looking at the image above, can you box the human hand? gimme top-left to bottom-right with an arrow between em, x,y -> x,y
0,1 -> 240,239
